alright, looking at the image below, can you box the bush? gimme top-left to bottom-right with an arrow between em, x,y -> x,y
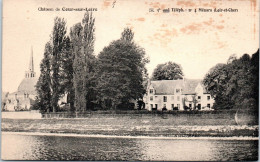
162,107 -> 167,111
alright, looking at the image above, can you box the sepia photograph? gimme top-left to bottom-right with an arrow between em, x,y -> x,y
1,0 -> 259,161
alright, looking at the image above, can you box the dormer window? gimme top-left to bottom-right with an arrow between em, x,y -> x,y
150,89 -> 153,94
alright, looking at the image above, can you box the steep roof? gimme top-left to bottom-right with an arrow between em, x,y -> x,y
150,80 -> 184,95
150,79 -> 208,95
182,79 -> 202,94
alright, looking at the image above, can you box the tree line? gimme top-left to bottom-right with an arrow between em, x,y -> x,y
34,12 -> 149,112
33,12 -> 259,113
203,50 -> 259,111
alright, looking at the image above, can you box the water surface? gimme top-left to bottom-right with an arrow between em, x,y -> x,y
2,133 -> 258,161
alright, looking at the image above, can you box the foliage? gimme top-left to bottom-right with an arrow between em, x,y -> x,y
71,12 -> 96,112
152,61 -> 184,80
59,36 -> 75,111
49,17 -> 68,112
120,27 -> 134,42
191,94 -> 198,110
34,42 -> 52,111
35,17 -> 69,112
203,49 -> 259,111
95,28 -> 149,110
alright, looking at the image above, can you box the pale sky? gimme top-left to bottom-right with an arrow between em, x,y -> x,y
2,0 -> 259,93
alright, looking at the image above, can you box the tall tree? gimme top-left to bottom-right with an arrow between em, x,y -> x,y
71,12 -> 96,112
71,23 -> 85,112
59,36 -> 75,111
82,12 -> 96,110
95,28 -> 149,110
152,61 -> 184,80
35,42 -> 52,111
50,17 -> 67,112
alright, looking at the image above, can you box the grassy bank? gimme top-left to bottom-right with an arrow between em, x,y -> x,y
2,114 -> 258,137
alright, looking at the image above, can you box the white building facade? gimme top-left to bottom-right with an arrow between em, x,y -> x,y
144,79 -> 214,111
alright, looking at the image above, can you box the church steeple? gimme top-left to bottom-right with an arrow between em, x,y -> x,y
29,46 -> 34,72
25,46 -> 36,78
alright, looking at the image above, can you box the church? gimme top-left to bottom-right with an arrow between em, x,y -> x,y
3,48 -> 38,111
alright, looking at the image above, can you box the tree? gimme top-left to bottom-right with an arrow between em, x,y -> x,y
152,61 -> 184,80
203,50 -> 259,110
49,17 -> 68,112
191,94 -> 198,110
35,42 -> 52,111
120,27 -> 134,42
95,28 -> 149,110
71,12 -> 96,112
35,17 -> 68,112
250,49 -> 259,110
82,12 -> 96,110
182,96 -> 188,110
59,36 -> 75,111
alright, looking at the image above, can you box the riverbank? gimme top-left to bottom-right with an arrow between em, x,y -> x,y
2,116 -> 258,137
2,131 -> 258,140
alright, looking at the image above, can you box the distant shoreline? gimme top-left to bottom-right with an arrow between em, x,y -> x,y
2,131 -> 258,140
2,117 -> 258,138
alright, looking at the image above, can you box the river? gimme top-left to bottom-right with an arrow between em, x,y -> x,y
2,133 -> 258,161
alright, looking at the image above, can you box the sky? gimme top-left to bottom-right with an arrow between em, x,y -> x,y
2,0 -> 259,93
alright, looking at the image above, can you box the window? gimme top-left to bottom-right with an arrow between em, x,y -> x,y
177,96 -> 180,101
171,104 -> 174,108
155,104 -> 158,109
207,96 -> 210,100
177,104 -> 180,109
176,89 -> 180,93
163,96 -> 167,102
150,89 -> 153,94
189,104 -> 192,108
207,104 -> 210,108
198,96 -> 201,99
163,104 -> 166,108
150,104 -> 153,109
150,96 -> 153,101
198,104 -> 201,110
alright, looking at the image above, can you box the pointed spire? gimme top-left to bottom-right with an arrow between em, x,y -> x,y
29,46 -> 34,72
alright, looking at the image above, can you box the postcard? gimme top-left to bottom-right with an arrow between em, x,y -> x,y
2,0 -> 259,161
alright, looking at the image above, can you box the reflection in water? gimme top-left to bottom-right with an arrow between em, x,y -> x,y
137,139 -> 258,161
2,134 -> 258,161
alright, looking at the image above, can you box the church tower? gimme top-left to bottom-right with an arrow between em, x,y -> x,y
25,46 -> 36,78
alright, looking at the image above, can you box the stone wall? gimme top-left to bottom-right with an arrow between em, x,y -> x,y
2,111 -> 42,119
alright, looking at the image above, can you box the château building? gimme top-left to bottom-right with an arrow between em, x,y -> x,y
144,79 -> 215,111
